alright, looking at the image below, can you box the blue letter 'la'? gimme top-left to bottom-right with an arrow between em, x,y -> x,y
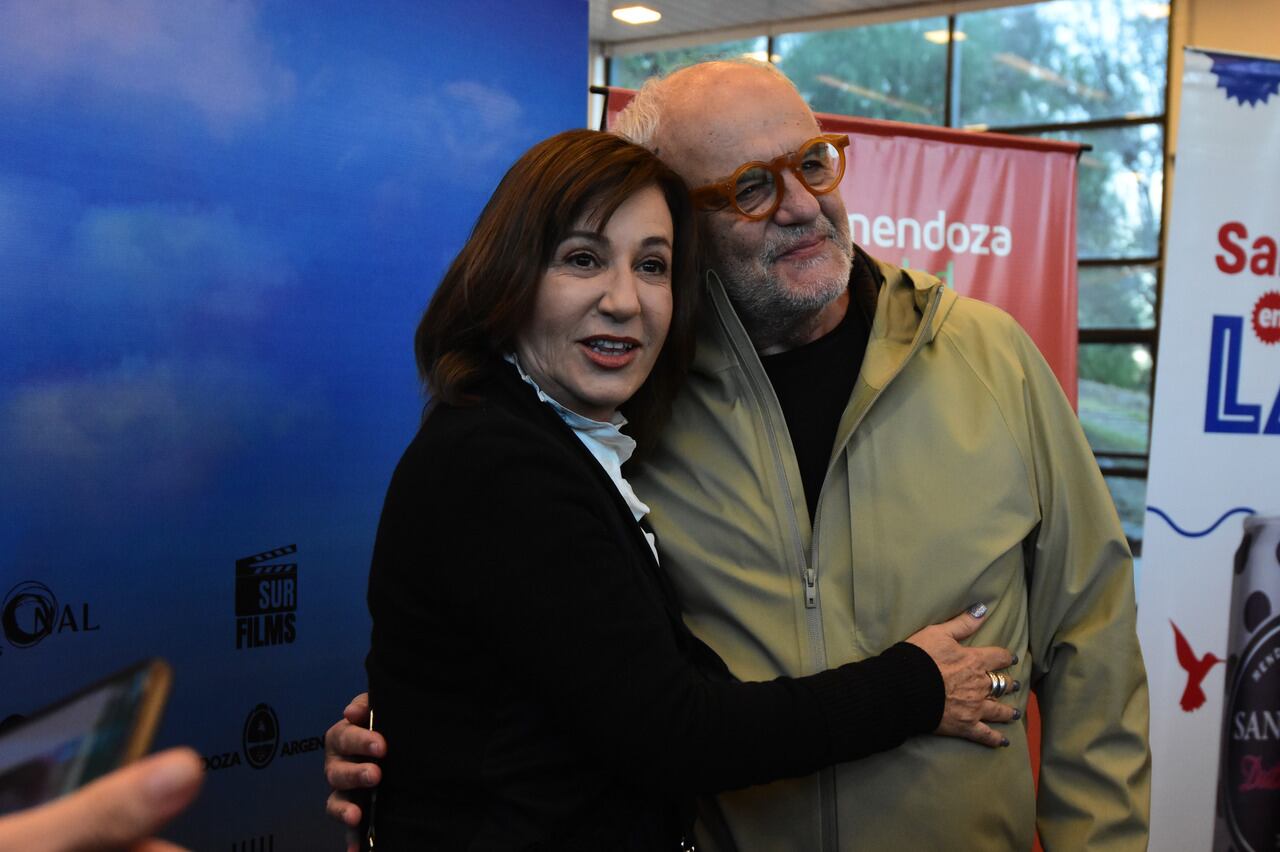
1204,315 -> 1261,433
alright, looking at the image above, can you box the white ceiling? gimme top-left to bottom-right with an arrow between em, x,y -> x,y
588,0 -> 945,47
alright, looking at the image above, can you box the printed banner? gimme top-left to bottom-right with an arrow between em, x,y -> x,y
0,2 -> 586,849
603,87 -> 1081,401
1136,48 -> 1280,852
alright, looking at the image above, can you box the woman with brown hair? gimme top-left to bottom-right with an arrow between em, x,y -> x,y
360,128 -> 1015,850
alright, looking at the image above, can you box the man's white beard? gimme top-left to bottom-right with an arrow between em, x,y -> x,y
715,216 -> 853,351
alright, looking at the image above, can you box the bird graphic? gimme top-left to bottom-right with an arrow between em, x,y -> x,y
1171,620 -> 1224,712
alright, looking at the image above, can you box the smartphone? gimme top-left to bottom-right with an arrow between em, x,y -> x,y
358,708 -> 378,851
0,658 -> 172,815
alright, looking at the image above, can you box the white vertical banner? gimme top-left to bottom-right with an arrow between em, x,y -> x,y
1138,48 -> 1280,852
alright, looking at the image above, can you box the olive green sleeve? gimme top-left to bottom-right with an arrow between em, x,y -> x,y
1013,323 -> 1152,850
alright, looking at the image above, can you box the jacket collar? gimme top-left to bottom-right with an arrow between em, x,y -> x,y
695,243 -> 953,388
860,252 -> 955,390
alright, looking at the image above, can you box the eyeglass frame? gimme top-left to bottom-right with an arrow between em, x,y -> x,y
688,134 -> 851,222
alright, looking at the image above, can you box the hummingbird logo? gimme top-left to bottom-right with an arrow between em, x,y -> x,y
1171,620 -> 1224,712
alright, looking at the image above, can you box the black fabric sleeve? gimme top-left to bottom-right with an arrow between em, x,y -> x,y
801,642 -> 943,765
411,416 -> 944,795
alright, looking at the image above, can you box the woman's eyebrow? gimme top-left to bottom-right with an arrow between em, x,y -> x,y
560,232 -> 670,250
560,230 -> 606,243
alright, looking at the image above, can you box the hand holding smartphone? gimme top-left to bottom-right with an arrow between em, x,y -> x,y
0,658 -> 173,814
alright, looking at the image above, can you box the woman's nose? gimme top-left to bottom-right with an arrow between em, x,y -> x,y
598,270 -> 642,320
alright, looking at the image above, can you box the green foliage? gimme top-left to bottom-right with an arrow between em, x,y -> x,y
1058,123 -> 1163,259
955,0 -> 1167,127
610,38 -> 765,89
1079,265 -> 1156,328
1079,344 -> 1151,392
775,18 -> 948,124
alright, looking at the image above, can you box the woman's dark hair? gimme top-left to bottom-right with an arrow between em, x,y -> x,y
415,128 -> 699,458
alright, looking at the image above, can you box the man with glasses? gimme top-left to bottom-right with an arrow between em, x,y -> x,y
325,59 -> 1150,850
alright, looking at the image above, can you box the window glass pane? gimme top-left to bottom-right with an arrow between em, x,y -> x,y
776,18 -> 948,125
1103,474 -> 1148,556
1079,342 -> 1152,453
1044,122 -> 1163,259
955,0 -> 1169,128
609,38 -> 768,89
1079,264 -> 1157,329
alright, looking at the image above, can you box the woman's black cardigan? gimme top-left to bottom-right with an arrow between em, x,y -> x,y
365,362 -> 943,851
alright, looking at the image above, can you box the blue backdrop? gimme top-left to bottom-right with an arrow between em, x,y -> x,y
0,1 -> 587,847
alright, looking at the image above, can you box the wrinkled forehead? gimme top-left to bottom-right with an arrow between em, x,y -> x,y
658,70 -> 822,186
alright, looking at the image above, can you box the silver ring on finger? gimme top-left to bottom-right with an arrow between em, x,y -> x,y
987,671 -> 1007,698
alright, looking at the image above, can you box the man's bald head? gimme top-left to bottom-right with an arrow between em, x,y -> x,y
614,60 -> 813,184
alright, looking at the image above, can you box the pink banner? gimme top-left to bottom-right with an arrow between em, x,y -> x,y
603,87 -> 1081,404
820,112 -> 1080,403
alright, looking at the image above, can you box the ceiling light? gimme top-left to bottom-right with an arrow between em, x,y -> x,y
924,30 -> 966,44
741,50 -> 782,63
612,5 -> 661,25
1139,3 -> 1170,19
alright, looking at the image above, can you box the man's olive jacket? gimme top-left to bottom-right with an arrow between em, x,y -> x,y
632,255 -> 1151,851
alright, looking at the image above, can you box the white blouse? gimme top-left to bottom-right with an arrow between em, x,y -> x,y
505,354 -> 659,563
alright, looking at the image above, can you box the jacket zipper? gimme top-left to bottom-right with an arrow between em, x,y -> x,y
706,275 -> 834,852
706,278 -> 819,634
707,272 -> 943,852
803,280 -> 942,852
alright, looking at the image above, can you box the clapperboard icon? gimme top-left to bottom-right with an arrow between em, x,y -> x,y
235,545 -> 298,617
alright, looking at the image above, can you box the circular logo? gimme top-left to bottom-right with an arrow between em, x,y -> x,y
242,703 -> 280,770
2,581 -> 58,649
1251,291 -> 1280,345
1222,616 -> 1280,852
